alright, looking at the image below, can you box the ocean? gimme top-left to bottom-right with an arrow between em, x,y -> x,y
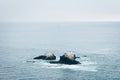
0,22 -> 120,80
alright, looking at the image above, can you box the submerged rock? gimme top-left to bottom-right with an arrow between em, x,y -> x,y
50,52 -> 80,64
34,52 -> 56,60
83,55 -> 87,57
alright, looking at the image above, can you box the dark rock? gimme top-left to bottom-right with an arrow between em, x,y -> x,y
34,52 -> 56,60
26,60 -> 35,63
50,52 -> 80,64
34,55 -> 46,59
83,55 -> 87,57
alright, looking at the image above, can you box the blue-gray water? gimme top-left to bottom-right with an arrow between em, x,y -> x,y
0,22 -> 120,80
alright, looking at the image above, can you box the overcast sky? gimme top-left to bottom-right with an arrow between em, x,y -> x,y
0,0 -> 120,22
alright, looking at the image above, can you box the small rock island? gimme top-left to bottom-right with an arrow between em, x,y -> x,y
34,52 -> 56,60
50,52 -> 80,64
33,51 -> 80,65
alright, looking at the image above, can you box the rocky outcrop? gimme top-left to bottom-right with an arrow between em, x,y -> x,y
34,52 -> 56,60
50,52 -> 80,64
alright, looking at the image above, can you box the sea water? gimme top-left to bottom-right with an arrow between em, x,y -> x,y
0,22 -> 120,80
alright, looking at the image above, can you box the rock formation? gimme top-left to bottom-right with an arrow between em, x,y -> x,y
34,52 -> 56,60
50,52 -> 80,64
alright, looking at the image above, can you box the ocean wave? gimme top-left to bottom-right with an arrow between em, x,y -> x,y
48,64 -> 97,72
26,56 -> 97,72
81,61 -> 97,65
32,60 -> 97,72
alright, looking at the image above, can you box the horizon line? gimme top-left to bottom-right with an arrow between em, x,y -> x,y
0,21 -> 120,23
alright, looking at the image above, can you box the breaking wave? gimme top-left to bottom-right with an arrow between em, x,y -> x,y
27,57 -> 97,72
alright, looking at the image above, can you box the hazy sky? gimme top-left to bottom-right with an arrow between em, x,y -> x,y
0,0 -> 120,22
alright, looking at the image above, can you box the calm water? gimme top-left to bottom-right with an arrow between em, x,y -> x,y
0,22 -> 120,80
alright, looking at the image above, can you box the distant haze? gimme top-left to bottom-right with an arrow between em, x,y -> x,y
0,0 -> 120,22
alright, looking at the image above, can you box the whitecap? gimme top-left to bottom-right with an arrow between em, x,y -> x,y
37,60 -> 98,72
49,64 -> 97,72
81,61 -> 97,65
26,57 -> 97,72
